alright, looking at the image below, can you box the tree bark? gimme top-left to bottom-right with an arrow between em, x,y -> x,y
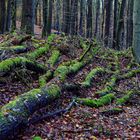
0,0 -> 6,34
133,0 -> 140,63
21,0 -> 35,34
42,0 -> 48,37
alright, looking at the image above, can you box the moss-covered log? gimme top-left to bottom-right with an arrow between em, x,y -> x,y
0,84 -> 60,140
76,94 -> 115,108
96,76 -> 117,96
116,91 -> 133,105
81,67 -> 105,87
0,57 -> 46,76
27,34 -> 56,60
39,49 -> 60,87
0,45 -> 29,54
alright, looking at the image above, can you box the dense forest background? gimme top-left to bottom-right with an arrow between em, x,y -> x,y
0,0 -> 140,139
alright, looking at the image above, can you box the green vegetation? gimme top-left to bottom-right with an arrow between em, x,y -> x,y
82,67 -> 105,87
48,50 -> 60,67
0,57 -> 46,75
76,94 -> 115,108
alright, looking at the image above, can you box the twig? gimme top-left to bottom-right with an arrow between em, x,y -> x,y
29,99 -> 76,124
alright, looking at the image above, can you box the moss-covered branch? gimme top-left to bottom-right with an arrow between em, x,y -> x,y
76,94 -> 115,108
81,67 -> 105,87
39,49 -> 60,87
0,45 -> 29,54
0,57 -> 46,76
96,75 -> 117,96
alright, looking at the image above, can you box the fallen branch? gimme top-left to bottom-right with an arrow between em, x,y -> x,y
0,57 -> 46,76
29,99 -> 76,124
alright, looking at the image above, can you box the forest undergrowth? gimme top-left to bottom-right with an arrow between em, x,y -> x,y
0,31 -> 140,139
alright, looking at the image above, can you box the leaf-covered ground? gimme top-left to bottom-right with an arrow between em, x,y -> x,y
0,31 -> 140,139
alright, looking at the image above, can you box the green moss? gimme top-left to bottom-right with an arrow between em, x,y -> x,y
116,91 -> 133,105
76,94 -> 115,108
82,67 -> 105,87
48,50 -> 60,67
96,76 -> 117,96
0,57 -> 46,75
27,34 -> 56,60
0,57 -> 22,72
33,136 -> 42,140
45,84 -> 61,98
54,65 -> 69,80
47,34 -> 56,44
69,61 -> 83,73
27,45 -> 50,59
39,70 -> 53,87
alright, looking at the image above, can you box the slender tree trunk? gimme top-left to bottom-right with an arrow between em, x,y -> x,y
11,0 -> 16,31
94,0 -> 100,38
133,0 -> 140,63
101,0 -> 104,39
46,0 -> 53,35
6,0 -> 11,32
0,0 -> 6,34
38,2 -> 42,26
35,0 -> 39,25
104,0 -> 113,47
79,0 -> 86,37
113,0 -> 118,48
116,0 -> 126,50
87,0 -> 93,38
63,0 -> 70,34
56,0 -> 61,32
21,0 -> 35,34
42,0 -> 48,37
70,0 -> 78,35
127,0 -> 134,48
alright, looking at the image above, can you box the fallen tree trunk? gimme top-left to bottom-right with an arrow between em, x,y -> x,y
0,84 -> 61,140
0,57 -> 46,76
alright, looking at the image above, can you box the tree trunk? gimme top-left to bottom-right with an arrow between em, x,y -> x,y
6,0 -> 11,32
63,0 -> 71,34
70,0 -> 78,35
46,0 -> 53,35
94,0 -> 100,38
42,0 -> 48,37
11,0 -> 16,31
133,0 -> 140,63
21,0 -> 35,34
104,0 -> 113,47
0,0 -> 6,34
79,0 -> 86,37
127,0 -> 134,48
87,0 -> 93,38
112,0 -> 118,49
116,0 -> 126,50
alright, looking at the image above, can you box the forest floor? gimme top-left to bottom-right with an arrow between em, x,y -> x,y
0,31 -> 140,140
